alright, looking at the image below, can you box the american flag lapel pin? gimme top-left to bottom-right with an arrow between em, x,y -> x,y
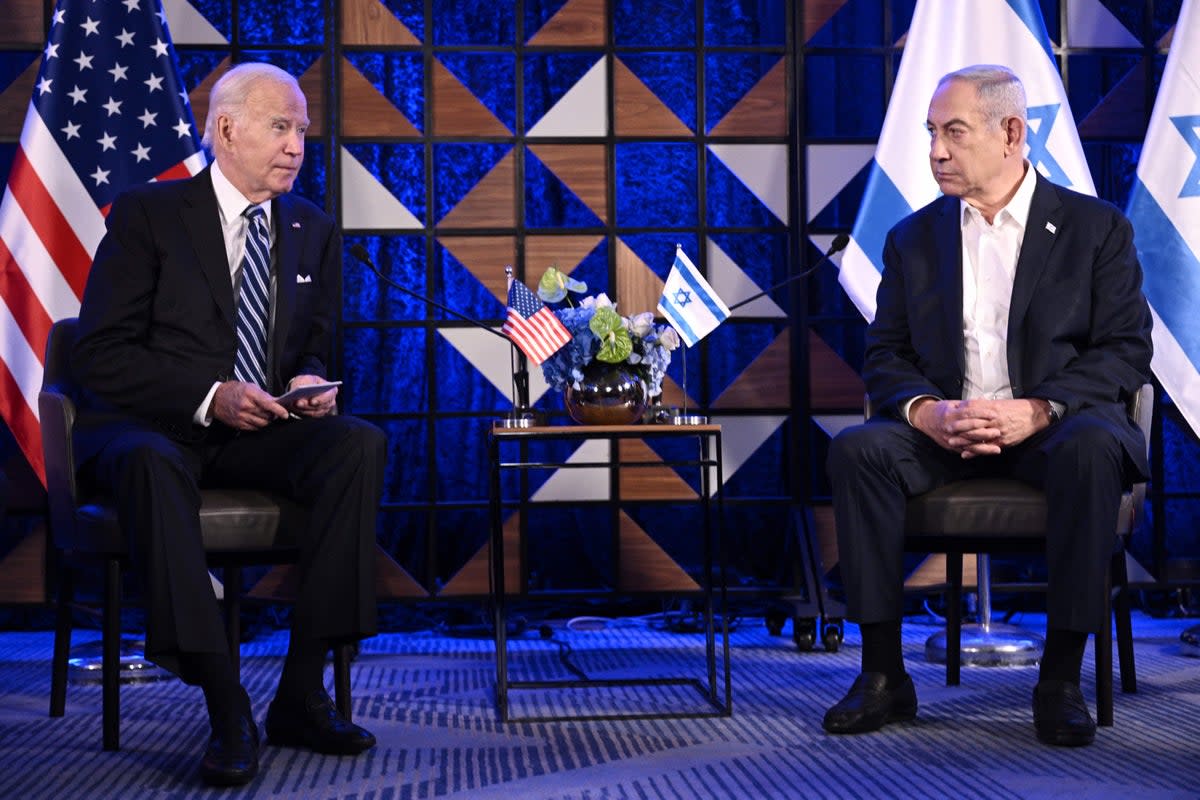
1045,221 -> 1057,234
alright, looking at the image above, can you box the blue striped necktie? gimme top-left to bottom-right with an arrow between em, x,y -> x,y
233,205 -> 271,387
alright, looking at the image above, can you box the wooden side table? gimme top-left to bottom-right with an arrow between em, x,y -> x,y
487,423 -> 731,722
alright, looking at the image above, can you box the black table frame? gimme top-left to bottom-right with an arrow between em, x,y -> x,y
487,423 -> 730,723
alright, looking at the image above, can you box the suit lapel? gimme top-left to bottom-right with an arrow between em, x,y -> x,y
181,169 -> 236,326
1006,175 -> 1063,376
271,194 -> 299,387
934,196 -> 966,376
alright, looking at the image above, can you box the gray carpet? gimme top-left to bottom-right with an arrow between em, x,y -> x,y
0,612 -> 1197,799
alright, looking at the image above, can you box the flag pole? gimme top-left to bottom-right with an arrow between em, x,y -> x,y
666,244 -> 707,426
497,265 -> 542,429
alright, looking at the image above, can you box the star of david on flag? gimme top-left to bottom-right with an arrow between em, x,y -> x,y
1126,0 -> 1200,437
502,275 -> 571,366
0,0 -> 206,484
657,247 -> 729,348
838,0 -> 1094,321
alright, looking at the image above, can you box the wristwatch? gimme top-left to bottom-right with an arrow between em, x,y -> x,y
1044,400 -> 1061,424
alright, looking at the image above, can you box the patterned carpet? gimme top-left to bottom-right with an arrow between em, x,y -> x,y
0,612 -> 1197,799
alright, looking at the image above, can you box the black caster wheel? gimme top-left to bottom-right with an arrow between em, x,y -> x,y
793,617 -> 817,651
822,620 -> 844,653
765,610 -> 787,636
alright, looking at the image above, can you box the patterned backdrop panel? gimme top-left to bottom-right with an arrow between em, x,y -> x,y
0,0 -> 1194,604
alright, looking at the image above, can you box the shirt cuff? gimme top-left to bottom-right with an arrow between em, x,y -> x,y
193,381 -> 221,427
901,394 -> 940,426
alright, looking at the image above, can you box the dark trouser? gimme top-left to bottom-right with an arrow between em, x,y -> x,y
826,413 -> 1125,634
85,415 -> 386,679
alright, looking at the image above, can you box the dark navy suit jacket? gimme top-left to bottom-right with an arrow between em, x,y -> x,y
71,166 -> 341,462
863,173 -> 1153,479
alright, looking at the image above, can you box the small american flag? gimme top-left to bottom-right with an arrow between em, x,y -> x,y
0,0 -> 205,484
502,277 -> 571,366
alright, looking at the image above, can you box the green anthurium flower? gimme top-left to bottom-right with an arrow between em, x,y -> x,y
591,306 -> 633,362
537,267 -> 587,304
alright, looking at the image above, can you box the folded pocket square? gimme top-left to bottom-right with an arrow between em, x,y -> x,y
296,274 -> 313,283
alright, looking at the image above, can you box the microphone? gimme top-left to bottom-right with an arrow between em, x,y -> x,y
349,244 -> 509,341
348,244 -> 540,425
725,233 -> 849,312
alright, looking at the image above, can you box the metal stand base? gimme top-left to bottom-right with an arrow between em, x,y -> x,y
495,408 -> 545,429
1181,623 -> 1200,657
68,639 -> 172,683
925,624 -> 1044,667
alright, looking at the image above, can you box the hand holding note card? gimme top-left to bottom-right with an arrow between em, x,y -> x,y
274,381 -> 341,407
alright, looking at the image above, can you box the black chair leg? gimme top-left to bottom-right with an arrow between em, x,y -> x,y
946,553 -> 963,687
333,644 -> 352,721
102,558 -> 121,751
223,566 -> 242,677
50,566 -> 74,718
1096,565 -> 1114,727
1112,550 -> 1137,694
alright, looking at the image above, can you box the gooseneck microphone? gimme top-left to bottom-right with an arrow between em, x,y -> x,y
348,244 -> 510,341
347,243 -> 539,423
726,233 -> 850,312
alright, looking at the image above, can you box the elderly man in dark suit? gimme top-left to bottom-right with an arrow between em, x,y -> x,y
823,64 -> 1152,747
72,62 -> 385,785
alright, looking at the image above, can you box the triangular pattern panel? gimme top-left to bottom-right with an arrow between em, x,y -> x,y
341,0 -> 422,45
527,0 -> 606,46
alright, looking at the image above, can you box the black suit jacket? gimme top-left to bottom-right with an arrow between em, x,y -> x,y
71,167 -> 341,459
864,173 -> 1153,477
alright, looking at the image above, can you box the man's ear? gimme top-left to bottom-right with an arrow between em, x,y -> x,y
215,113 -> 235,150
1004,115 -> 1026,154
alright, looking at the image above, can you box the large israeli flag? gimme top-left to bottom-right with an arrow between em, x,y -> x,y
1127,0 -> 1200,437
840,0 -> 1094,321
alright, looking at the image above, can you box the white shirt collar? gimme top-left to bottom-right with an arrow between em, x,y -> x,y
960,160 -> 1037,231
210,160 -> 272,228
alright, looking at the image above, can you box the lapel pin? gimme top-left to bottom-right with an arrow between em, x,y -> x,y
1045,222 -> 1057,234
291,221 -> 301,229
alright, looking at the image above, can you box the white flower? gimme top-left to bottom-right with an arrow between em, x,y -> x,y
628,311 -> 654,338
660,327 -> 681,350
580,292 -> 613,310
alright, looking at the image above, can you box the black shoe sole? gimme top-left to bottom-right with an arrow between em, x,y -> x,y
1036,727 -> 1095,747
200,766 -> 257,787
266,728 -> 376,755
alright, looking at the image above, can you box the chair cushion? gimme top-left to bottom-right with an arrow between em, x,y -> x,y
904,479 -> 1135,539
71,489 -> 303,554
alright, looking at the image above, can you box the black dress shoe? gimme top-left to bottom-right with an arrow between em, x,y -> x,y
1033,680 -> 1096,747
823,672 -> 918,734
265,689 -> 376,755
200,712 -> 259,787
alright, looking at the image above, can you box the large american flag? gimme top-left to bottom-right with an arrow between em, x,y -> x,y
502,277 -> 571,366
0,0 -> 205,484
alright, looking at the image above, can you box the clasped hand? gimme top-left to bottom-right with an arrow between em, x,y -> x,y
912,397 -> 1047,459
212,374 -> 338,430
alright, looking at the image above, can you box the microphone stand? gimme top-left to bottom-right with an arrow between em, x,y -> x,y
348,245 -> 543,427
726,234 -> 849,312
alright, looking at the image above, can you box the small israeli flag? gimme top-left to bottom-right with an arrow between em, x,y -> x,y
658,247 -> 730,347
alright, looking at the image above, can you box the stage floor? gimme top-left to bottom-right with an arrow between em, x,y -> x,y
0,611 -> 1197,799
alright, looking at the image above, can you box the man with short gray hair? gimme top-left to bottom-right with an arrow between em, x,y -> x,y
822,64 -> 1152,747
72,62 -> 385,785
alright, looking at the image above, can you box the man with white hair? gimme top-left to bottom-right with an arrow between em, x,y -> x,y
823,65 -> 1152,747
72,62 -> 385,785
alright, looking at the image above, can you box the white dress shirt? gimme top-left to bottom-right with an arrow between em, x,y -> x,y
903,162 -> 1062,424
